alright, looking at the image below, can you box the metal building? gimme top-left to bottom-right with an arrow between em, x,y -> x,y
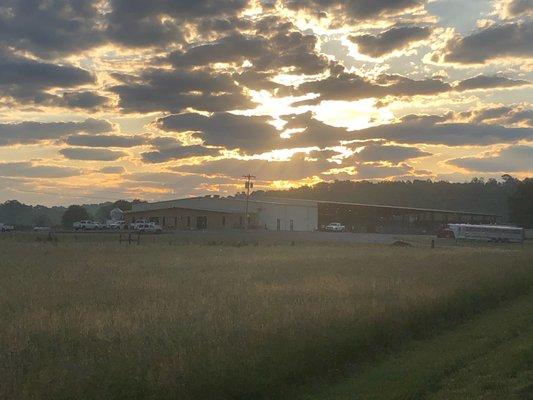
125,196 -> 318,232
125,196 -> 501,233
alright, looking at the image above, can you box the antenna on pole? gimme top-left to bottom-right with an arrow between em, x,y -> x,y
243,174 -> 255,230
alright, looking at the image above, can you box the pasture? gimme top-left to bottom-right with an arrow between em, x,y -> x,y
1,234 -> 532,399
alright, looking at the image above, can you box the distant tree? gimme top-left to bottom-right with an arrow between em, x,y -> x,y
95,203 -> 114,222
508,178 -> 533,228
62,205 -> 90,228
113,199 -> 132,211
33,214 -> 52,227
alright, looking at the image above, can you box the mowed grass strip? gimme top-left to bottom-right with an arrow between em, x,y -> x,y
293,292 -> 533,400
0,241 -> 532,399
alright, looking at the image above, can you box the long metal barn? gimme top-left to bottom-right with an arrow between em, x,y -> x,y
125,196 -> 501,234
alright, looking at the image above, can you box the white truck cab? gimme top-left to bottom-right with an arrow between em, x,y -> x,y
325,222 -> 346,232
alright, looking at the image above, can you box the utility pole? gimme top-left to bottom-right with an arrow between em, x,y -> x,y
243,174 -> 255,229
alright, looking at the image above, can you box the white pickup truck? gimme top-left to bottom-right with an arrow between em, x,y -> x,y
325,222 -> 346,232
131,221 -> 162,233
73,220 -> 100,230
0,223 -> 14,232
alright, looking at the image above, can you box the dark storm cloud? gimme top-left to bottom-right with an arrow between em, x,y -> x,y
107,0 -> 250,47
355,117 -> 533,146
0,0 -> 105,57
0,118 -> 113,146
59,147 -> 127,161
141,144 -> 222,163
176,153 -> 335,180
284,0 -> 426,20
0,161 -> 81,178
351,143 -> 432,163
447,145 -> 533,172
65,134 -> 146,148
455,75 -> 529,91
349,26 -> 432,57
157,112 -> 282,153
294,70 -> 528,105
442,21 -> 533,64
111,69 -> 253,113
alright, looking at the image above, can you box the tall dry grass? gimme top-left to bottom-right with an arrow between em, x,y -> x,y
1,240 -> 532,399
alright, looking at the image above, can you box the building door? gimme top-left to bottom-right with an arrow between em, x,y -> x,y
196,216 -> 207,230
277,218 -> 281,231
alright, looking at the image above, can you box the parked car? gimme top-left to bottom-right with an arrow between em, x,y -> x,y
131,221 -> 162,233
0,223 -> 15,232
325,222 -> 346,232
73,220 -> 99,230
106,220 -> 126,230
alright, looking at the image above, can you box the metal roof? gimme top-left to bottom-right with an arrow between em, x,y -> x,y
127,195 -> 501,217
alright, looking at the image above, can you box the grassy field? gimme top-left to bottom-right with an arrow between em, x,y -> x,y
0,237 -> 532,399
293,292 -> 533,400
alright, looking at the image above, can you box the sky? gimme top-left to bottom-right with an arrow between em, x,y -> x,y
0,0 -> 532,206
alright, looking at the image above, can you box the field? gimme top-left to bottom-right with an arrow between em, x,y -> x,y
1,234 -> 532,399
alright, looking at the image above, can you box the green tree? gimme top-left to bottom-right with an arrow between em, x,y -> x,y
33,214 -> 52,227
113,199 -> 132,211
508,178 -> 533,228
95,203 -> 114,222
62,205 -> 90,228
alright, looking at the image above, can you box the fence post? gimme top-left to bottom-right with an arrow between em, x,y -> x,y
431,239 -> 435,249
137,233 -> 141,245
128,233 -> 132,245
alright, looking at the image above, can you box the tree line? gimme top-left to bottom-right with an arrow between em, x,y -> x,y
1,176 -> 532,229
262,175 -> 533,228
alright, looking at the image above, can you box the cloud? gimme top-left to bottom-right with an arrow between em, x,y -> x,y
351,143 -> 432,163
111,69 -> 253,113
349,26 -> 432,57
60,147 -> 127,161
56,91 -> 109,110
442,21 -> 533,64
0,118 -> 113,146
0,161 -> 81,178
354,163 -> 414,179
455,75 -> 529,91
107,0 -> 250,48
284,0 -> 426,22
447,145 -> 533,172
99,166 -> 126,174
167,26 -> 328,75
282,112 -> 354,148
496,0 -> 533,18
65,134 -> 146,148
0,48 -> 96,106
460,105 -> 533,126
355,116 -> 533,146
141,144 -> 222,163
157,112 -> 282,153
295,69 -> 528,105
176,153 -> 335,180
0,0 -> 105,57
